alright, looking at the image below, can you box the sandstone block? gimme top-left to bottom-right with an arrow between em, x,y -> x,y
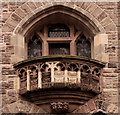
87,99 -> 96,111
104,23 -> 117,32
21,3 -> 32,15
26,2 -> 37,11
101,17 -> 112,27
103,68 -> 115,73
2,24 -> 14,32
75,2 -> 83,8
81,2 -> 90,10
86,3 -> 97,13
2,106 -> 10,113
34,2 -> 43,8
97,12 -> 107,22
7,96 -> 17,104
30,105 -> 39,113
91,7 -> 103,18
15,8 -> 26,18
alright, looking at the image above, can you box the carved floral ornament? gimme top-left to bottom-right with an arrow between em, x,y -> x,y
51,102 -> 69,113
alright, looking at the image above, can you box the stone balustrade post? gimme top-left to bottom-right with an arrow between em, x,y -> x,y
64,69 -> 68,86
51,63 -> 55,86
27,69 -> 31,91
77,70 -> 81,84
38,70 -> 42,88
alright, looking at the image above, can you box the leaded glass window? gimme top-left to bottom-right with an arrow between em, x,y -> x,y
77,35 -> 91,58
28,35 -> 42,58
48,23 -> 70,38
49,43 -> 70,55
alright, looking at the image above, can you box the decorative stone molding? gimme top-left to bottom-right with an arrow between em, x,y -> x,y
13,56 -> 105,106
14,56 -> 105,95
51,102 -> 69,113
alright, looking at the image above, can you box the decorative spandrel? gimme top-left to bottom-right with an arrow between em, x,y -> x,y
48,23 -> 70,38
28,35 -> 42,58
77,35 -> 91,58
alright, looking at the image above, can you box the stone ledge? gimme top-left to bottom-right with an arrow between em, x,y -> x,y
13,55 -> 105,68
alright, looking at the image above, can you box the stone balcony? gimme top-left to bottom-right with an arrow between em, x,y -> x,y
14,56 -> 105,113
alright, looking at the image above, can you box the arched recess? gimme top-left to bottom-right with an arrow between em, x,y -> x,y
11,5 -> 108,63
92,111 -> 106,115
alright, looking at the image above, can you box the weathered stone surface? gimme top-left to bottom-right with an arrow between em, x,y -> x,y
2,24 -> 14,32
87,99 -> 96,111
101,17 -> 112,27
37,107 -> 47,113
6,46 -> 14,53
9,2 -> 18,12
81,2 -> 90,10
34,2 -> 43,8
7,96 -> 17,104
11,13 -> 21,22
8,81 -> 14,89
1,1 -> 119,114
86,3 -> 97,13
21,3 -> 32,15
103,68 -> 115,73
30,105 -> 40,113
104,23 -> 117,32
8,102 -> 19,113
26,2 -> 37,11
97,12 -> 107,22
2,12 -> 11,23
2,94 -> 7,105
2,106 -> 10,113
2,70 -> 16,75
15,8 -> 27,18
4,34 -> 11,44
75,2 -> 83,7
2,58 -> 11,64
108,63 -> 117,68
91,7 -> 103,18
2,82 -> 8,89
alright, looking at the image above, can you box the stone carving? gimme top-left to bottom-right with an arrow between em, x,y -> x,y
17,60 -> 102,95
51,102 -> 69,113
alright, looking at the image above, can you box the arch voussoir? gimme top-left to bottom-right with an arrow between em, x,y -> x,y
11,2 -> 106,35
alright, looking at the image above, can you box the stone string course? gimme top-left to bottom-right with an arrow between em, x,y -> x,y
1,1 -> 119,113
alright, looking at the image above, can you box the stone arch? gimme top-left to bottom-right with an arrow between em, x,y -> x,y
6,2 -> 109,63
12,2 -> 106,35
3,1 -> 117,35
92,110 -> 107,115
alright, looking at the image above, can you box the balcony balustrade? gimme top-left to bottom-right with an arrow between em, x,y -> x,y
14,56 -> 105,109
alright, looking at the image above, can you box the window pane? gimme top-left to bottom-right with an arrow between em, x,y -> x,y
77,35 -> 91,57
48,23 -> 70,38
28,35 -> 42,58
49,43 -> 70,55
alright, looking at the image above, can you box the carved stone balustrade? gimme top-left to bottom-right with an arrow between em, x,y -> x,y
14,56 -> 105,110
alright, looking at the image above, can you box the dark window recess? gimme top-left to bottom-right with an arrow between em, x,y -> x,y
48,23 -> 70,38
92,111 -> 106,115
28,35 -> 42,58
77,35 -> 91,58
49,43 -> 70,55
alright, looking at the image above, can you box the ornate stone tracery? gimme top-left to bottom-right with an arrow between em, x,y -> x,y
15,56 -> 104,96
